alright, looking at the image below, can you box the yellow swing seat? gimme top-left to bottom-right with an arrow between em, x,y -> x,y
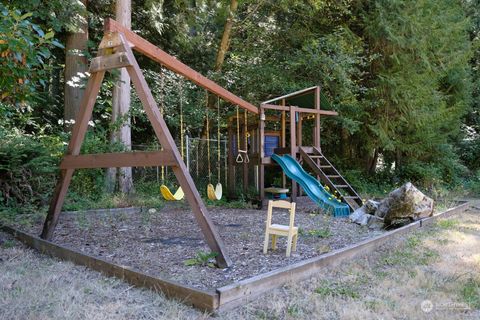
160,185 -> 184,201
207,183 -> 222,201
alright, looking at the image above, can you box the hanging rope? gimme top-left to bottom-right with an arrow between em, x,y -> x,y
235,107 -> 249,163
159,68 -> 165,183
217,96 -> 221,183
179,80 -> 184,160
205,91 -> 222,200
206,91 -> 212,183
159,73 -> 184,201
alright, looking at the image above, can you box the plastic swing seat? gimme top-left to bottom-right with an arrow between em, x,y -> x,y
207,183 -> 222,201
160,185 -> 184,201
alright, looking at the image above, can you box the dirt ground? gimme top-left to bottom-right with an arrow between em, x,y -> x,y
15,198 -> 385,290
1,204 -> 479,319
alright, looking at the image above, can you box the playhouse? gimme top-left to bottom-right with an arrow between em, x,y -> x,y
226,86 -> 363,213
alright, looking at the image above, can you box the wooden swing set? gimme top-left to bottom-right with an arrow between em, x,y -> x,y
40,19 -> 258,268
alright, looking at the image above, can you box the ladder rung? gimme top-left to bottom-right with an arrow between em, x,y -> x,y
319,165 -> 331,168
327,175 -> 341,178
343,196 -> 360,199
335,185 -> 349,188
310,155 -> 324,158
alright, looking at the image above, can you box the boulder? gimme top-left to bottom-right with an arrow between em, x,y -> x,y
364,200 -> 380,214
376,182 -> 434,225
349,206 -> 370,225
367,215 -> 384,230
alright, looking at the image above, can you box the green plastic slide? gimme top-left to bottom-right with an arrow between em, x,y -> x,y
271,154 -> 350,217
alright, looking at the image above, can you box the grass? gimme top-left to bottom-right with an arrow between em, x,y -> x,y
0,206 -> 479,319
298,227 -> 332,238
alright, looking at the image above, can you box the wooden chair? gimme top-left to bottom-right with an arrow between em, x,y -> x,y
263,200 -> 298,257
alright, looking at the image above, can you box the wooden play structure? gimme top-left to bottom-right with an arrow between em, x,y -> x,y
40,19 -> 258,268
41,18 -> 364,268
227,86 -> 363,211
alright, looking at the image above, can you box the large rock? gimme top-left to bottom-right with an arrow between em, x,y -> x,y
376,182 -> 434,225
349,201 -> 384,228
349,206 -> 370,225
364,200 -> 380,214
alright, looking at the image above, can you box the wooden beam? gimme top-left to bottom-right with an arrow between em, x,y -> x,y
262,86 -> 318,105
289,106 -> 297,201
259,107 -> 265,203
104,19 -> 258,115
261,104 -> 338,116
60,151 -> 176,169
314,86 -> 321,148
41,71 -> 106,240
216,201 -> 471,310
89,52 -> 131,72
281,99 -> 286,189
121,33 -> 232,267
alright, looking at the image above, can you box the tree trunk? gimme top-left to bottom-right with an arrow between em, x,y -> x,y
200,0 -> 239,140
64,0 -> 88,130
106,0 -> 133,194
214,0 -> 238,72
366,148 -> 379,175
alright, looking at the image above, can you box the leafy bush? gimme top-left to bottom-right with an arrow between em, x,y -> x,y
0,129 -> 61,211
0,4 -> 63,107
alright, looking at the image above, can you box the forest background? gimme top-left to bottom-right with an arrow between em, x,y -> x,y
0,0 -> 479,218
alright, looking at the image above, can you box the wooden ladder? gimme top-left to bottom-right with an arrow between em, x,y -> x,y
299,146 -> 363,211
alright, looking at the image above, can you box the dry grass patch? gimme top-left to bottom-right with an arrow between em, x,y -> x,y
0,235 -> 205,320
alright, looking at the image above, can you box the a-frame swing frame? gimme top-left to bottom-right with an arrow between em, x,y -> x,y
41,20 -> 258,268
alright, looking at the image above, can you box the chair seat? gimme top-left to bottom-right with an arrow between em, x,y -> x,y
268,224 -> 298,234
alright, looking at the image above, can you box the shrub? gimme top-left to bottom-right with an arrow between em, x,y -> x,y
0,129 -> 61,211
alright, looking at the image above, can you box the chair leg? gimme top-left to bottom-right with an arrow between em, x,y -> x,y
271,235 -> 277,250
263,231 -> 270,254
292,234 -> 298,252
286,234 -> 293,257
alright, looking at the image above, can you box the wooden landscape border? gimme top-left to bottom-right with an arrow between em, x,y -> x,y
1,201 -> 473,312
215,200 -> 473,311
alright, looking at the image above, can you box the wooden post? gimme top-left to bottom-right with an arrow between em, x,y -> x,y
242,118 -> 248,194
314,86 -> 321,181
227,118 -> 235,198
297,112 -> 302,147
314,86 -> 321,149
259,105 -> 265,204
290,106 -> 297,201
281,99 -> 286,189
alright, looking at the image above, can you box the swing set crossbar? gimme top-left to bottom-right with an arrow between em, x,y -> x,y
105,18 -> 258,115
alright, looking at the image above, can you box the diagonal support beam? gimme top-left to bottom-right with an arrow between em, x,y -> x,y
119,33 -> 232,268
41,71 -> 106,240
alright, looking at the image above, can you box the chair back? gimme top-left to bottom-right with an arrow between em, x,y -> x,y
266,200 -> 296,228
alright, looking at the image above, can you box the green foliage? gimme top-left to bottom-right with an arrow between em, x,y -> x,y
0,128 -> 61,211
314,280 -> 360,299
183,251 -> 218,267
461,277 -> 480,309
1,0 -> 478,213
0,4 -> 63,108
436,219 -> 460,230
299,228 -> 332,238
359,0 -> 472,185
